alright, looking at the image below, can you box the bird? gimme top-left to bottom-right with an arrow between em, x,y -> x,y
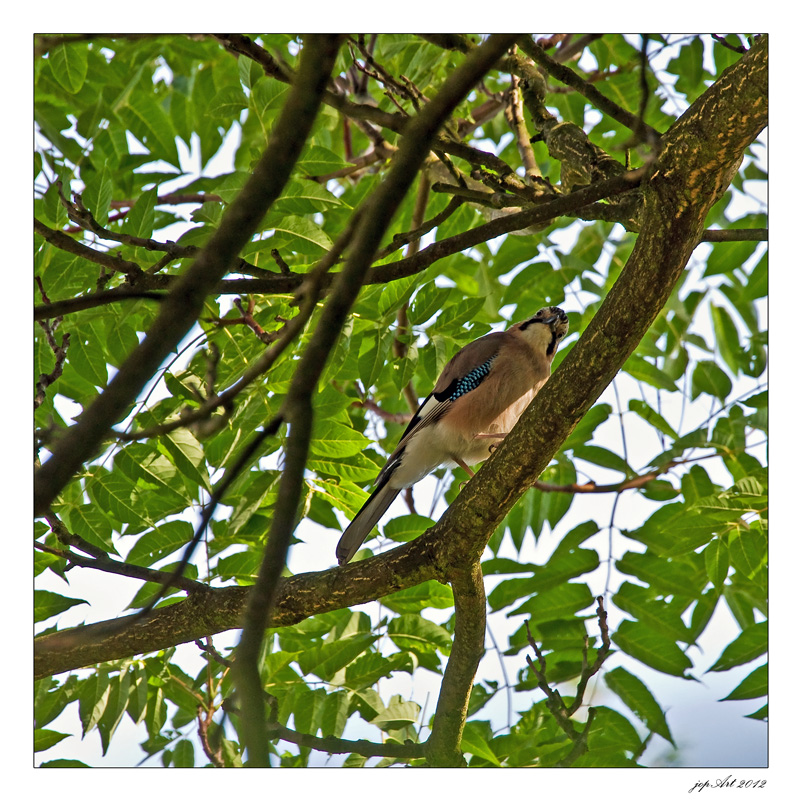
336,306 -> 569,565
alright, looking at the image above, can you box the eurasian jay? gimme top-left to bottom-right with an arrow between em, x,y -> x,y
336,306 -> 569,565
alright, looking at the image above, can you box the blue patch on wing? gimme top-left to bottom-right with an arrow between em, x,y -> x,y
435,355 -> 497,402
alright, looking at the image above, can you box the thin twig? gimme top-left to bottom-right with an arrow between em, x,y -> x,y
518,35 -> 661,143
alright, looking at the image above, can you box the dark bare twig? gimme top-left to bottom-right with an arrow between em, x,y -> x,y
270,249 -> 291,275
522,596 -> 612,756
35,540 -> 207,594
197,706 -> 225,768
518,36 -> 661,143
35,278 -> 71,410
34,287 -> 167,321
566,596 -> 612,715
554,34 -> 604,63
230,297 -> 277,344
535,34 -> 570,51
712,34 -> 747,55
505,69 -> 540,178
38,513 -> 206,593
195,638 -> 234,669
35,217 -> 144,277
47,195 -> 274,280
701,228 -> 767,242
376,196 -> 465,261
628,34 -> 656,148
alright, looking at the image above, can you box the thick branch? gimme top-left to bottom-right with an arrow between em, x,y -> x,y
425,563 -> 486,767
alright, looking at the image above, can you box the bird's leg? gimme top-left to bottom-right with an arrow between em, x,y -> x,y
475,432 -> 507,454
453,456 -> 476,478
452,456 -> 476,489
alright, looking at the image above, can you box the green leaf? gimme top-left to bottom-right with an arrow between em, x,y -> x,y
624,355 -> 677,392
49,43 -> 88,93
708,621 -> 767,671
270,214 -> 333,251
388,615 -> 451,655
116,95 -> 181,167
97,667 -> 132,755
297,144 -> 351,176
310,419 -> 371,459
616,549 -> 705,597
613,582 -> 691,643
69,327 -> 109,387
321,691 -> 350,739
126,521 -> 194,567
704,538 -> 730,588
564,403 -> 612,448
710,303 -> 744,375
370,696 -> 421,731
206,86 -> 247,120
34,729 -> 72,752
382,513 -> 434,544
612,620 -> 693,677
628,398 -> 678,439
705,240 -> 759,277
79,671 -> 111,735
172,739 -> 195,767
162,429 -> 210,493
605,667 -> 674,744
345,652 -> 412,691
728,527 -> 766,579
35,590 -> 88,623
508,581 -> 595,620
122,186 -> 158,238
215,550 -> 262,583
67,504 -> 116,553
82,165 -> 114,227
722,663 -> 767,700
691,360 -> 732,400
573,444 -> 632,476
297,634 -> 378,681
461,721 -> 502,766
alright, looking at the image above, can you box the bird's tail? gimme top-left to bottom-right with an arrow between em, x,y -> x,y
336,480 -> 400,566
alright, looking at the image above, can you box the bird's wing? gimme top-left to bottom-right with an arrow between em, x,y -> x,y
398,333 -> 506,441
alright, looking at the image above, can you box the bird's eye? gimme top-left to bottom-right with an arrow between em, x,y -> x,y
557,332 -> 564,339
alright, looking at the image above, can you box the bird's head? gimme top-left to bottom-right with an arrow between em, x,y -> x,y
515,306 -> 569,360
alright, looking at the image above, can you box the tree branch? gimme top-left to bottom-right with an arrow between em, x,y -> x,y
34,218 -> 144,277
34,31 -> 343,518
425,562 -> 486,766
518,36 -> 661,143
264,720 -> 425,760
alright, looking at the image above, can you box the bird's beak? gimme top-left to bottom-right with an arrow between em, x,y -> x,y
540,313 -> 560,325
